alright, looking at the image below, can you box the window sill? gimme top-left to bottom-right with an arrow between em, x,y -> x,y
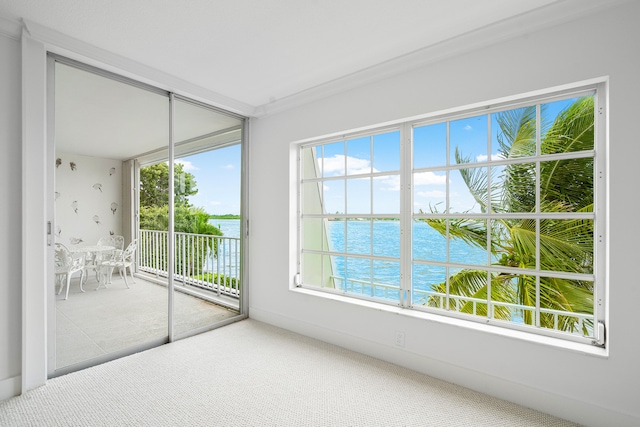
291,286 -> 608,358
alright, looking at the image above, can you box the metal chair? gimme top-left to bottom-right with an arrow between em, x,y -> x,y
100,239 -> 138,289
54,243 -> 86,300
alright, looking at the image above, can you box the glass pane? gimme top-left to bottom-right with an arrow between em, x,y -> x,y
411,263 -> 447,308
450,167 -> 487,213
346,220 -> 371,255
540,277 -> 594,337
493,162 -> 536,213
373,131 -> 400,172
302,218 -> 322,251
323,180 -> 345,215
448,267 -> 488,318
540,158 -> 593,212
449,219 -> 489,266
322,141 -> 345,177
491,106 -> 536,159
302,182 -> 324,215
346,178 -> 370,214
303,252 -> 323,287
345,257 -> 371,295
326,219 -> 345,253
413,171 -> 446,214
329,255 -> 346,290
372,259 -> 401,302
346,136 -> 371,175
373,175 -> 400,215
541,96 -> 594,154
450,115 -> 488,165
301,146 -> 322,180
414,122 -> 446,168
173,98 -> 243,337
540,219 -> 593,274
499,218 -> 537,269
412,219 -> 446,263
492,273 -> 534,325
372,220 -> 400,258
54,62 -> 169,370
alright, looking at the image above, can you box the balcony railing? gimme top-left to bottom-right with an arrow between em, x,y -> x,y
138,229 -> 241,298
333,276 -> 594,336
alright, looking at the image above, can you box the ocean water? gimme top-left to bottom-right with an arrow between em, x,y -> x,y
326,219 -> 490,300
209,219 -> 490,296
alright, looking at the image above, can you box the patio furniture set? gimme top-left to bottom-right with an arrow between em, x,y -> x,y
54,235 -> 137,300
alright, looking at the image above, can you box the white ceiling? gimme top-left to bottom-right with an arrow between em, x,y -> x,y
0,0 -> 624,115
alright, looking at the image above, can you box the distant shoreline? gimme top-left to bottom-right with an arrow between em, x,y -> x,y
209,214 -> 241,219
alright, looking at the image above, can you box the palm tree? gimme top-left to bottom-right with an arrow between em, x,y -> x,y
422,97 -> 595,334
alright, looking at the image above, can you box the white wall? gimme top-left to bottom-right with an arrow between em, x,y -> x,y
54,152 -> 123,247
248,3 -> 640,426
0,31 -> 22,399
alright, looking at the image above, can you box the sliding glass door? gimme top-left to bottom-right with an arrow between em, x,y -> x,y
50,56 -> 245,375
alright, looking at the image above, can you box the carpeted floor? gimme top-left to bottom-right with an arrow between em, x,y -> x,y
0,319 -> 579,426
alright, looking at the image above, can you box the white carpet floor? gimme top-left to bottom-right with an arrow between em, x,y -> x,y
0,319 -> 579,426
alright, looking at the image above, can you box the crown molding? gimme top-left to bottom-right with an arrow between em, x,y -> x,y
254,0 -> 631,118
21,19 -> 256,118
0,15 -> 21,40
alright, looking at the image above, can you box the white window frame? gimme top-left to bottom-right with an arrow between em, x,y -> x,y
296,80 -> 607,349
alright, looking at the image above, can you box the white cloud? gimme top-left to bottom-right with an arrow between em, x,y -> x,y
414,171 -> 447,186
176,160 -> 198,171
209,201 -> 221,206
464,125 -> 472,131
475,153 -> 505,162
223,164 -> 234,169
320,154 -> 373,176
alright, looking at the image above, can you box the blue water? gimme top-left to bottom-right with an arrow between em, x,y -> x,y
326,219 -> 490,300
211,219 -> 241,238
205,219 -> 241,277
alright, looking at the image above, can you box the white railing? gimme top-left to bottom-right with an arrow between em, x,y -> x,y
332,276 -> 594,335
138,229 -> 241,298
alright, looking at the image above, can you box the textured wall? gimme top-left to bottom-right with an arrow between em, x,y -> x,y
54,152 -> 123,247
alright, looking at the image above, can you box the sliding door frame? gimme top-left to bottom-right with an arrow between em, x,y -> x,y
42,53 -> 248,379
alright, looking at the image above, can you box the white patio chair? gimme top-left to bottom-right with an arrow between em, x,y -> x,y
85,235 -> 125,282
55,243 -> 86,300
100,239 -> 137,289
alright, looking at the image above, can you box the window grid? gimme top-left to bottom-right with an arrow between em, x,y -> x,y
299,84 -> 605,346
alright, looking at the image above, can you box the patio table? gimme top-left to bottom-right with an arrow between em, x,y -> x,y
69,245 -> 115,287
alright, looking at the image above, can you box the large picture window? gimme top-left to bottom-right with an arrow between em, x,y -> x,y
298,83 -> 606,347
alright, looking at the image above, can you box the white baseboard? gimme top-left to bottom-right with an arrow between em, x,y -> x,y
0,375 -> 21,402
249,306 -> 639,427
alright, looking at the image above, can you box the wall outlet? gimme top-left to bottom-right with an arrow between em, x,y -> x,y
395,331 -> 405,347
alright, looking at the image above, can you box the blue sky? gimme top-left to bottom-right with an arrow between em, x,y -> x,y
177,144 -> 241,215
313,97 -> 582,215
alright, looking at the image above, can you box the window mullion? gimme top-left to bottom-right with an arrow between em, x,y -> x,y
400,123 -> 413,308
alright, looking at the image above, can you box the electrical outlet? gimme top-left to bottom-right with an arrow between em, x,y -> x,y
395,331 -> 405,347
